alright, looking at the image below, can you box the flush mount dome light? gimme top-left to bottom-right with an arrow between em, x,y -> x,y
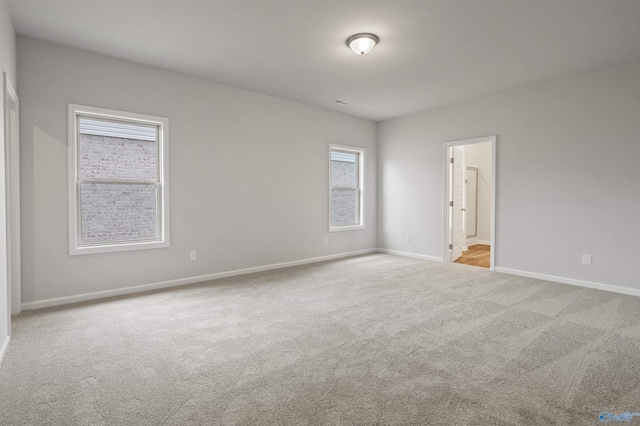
346,33 -> 379,55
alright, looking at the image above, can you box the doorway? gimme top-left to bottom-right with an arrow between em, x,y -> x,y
4,73 -> 20,316
444,136 -> 496,270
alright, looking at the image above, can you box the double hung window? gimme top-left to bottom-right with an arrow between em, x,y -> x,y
329,144 -> 365,231
68,104 -> 169,255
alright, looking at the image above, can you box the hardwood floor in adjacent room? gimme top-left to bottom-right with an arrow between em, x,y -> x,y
455,244 -> 490,268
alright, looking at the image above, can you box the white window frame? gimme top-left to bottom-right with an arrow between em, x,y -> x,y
329,144 -> 365,232
68,104 -> 170,255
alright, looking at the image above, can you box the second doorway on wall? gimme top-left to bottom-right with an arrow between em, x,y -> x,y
445,137 -> 495,269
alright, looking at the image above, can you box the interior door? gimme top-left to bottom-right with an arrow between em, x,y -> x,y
466,167 -> 478,238
451,146 -> 464,261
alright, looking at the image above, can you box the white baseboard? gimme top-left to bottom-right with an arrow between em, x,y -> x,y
377,248 -> 443,263
495,267 -> 640,298
28,248 -> 636,312
21,248 -> 378,311
0,335 -> 10,365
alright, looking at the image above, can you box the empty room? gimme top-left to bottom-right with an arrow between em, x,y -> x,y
1,1 -> 640,424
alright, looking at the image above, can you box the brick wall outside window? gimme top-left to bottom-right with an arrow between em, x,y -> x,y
330,160 -> 358,226
79,134 -> 158,243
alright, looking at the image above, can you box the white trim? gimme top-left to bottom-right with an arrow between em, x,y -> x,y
0,335 -> 9,365
495,267 -> 640,298
68,104 -> 170,256
21,249 -> 377,311
443,136 -> 496,271
329,224 -> 365,233
329,143 -> 365,232
377,248 -> 443,262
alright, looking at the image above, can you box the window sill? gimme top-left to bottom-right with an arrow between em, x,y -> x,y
329,224 -> 365,233
69,239 -> 170,256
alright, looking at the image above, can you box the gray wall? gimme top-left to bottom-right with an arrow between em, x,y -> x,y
0,0 -> 16,348
15,32 -> 640,305
18,36 -> 377,304
0,0 -> 15,85
378,59 -> 640,288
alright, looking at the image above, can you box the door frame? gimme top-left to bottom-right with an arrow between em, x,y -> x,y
443,135 -> 496,270
450,146 -> 465,261
3,72 -> 20,315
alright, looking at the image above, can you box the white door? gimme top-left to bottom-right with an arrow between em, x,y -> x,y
451,146 -> 464,261
466,167 -> 478,238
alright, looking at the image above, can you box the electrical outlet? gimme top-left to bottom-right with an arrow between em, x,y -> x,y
582,254 -> 592,265
190,251 -> 197,261
405,234 -> 411,242
324,237 -> 329,245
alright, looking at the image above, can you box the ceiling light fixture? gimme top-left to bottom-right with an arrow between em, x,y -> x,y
346,33 -> 379,55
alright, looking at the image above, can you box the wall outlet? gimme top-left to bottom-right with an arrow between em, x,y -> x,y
582,254 -> 592,265
190,251 -> 197,261
405,234 -> 411,242
324,237 -> 329,245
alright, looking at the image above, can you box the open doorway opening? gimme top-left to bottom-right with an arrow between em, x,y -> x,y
444,136 -> 496,270
4,73 -> 20,316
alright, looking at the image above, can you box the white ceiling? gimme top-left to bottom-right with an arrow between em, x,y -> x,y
7,0 -> 640,121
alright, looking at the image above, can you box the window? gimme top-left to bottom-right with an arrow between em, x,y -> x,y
68,104 -> 169,255
329,144 -> 365,231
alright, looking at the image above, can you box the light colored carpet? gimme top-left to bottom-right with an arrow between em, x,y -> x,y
2,253 -> 640,425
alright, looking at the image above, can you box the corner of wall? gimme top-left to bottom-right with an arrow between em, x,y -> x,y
375,120 -> 382,250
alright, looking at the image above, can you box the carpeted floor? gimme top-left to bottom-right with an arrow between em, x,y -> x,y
1,253 -> 640,425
